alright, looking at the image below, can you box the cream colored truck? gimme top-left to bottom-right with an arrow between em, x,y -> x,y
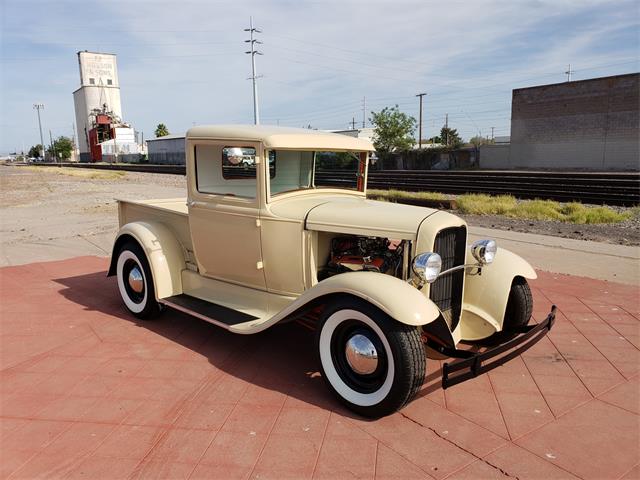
109,125 -> 555,418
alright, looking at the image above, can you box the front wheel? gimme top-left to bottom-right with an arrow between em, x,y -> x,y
116,241 -> 162,320
482,277 -> 533,346
316,298 -> 426,418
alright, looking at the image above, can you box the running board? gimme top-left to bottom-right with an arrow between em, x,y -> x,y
160,294 -> 259,330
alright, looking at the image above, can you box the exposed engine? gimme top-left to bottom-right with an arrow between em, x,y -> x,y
318,236 -> 406,281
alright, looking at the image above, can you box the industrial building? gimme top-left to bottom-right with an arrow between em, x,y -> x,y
147,135 -> 186,164
72,51 -> 142,162
481,73 -> 639,171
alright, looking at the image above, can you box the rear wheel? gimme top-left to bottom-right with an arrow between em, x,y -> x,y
316,298 -> 425,418
483,277 -> 533,346
116,241 -> 162,320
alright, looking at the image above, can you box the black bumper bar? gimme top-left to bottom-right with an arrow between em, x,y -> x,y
440,306 -> 557,389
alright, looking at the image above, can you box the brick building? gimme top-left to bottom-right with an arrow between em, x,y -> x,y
481,73 -> 639,171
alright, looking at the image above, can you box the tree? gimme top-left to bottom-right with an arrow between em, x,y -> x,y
440,126 -> 463,148
370,105 -> 417,155
155,124 -> 170,137
468,135 -> 493,147
46,136 -> 74,160
28,144 -> 43,158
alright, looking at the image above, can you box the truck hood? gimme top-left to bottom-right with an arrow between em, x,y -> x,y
302,196 -> 438,239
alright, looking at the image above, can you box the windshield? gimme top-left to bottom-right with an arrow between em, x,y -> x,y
268,150 -> 366,197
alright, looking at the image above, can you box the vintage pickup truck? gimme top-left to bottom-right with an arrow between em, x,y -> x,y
109,125 -> 555,417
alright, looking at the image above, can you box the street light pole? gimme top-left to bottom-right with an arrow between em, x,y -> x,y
416,93 -> 426,149
33,103 -> 45,160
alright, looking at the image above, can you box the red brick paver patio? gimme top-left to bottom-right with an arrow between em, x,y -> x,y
1,256 -> 638,479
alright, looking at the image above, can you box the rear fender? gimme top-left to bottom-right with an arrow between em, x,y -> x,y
108,221 -> 186,300
459,247 -> 536,341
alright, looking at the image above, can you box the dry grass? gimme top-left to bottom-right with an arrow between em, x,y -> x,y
367,189 -> 447,202
370,189 -> 631,224
23,166 -> 126,180
456,194 -> 518,215
457,194 -> 631,224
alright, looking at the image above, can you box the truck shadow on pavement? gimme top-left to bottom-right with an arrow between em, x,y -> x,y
53,270 -> 444,420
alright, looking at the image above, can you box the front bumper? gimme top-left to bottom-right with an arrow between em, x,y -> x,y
434,306 -> 556,389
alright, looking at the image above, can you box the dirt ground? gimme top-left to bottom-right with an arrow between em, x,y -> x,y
0,166 -> 186,264
1,165 -> 638,253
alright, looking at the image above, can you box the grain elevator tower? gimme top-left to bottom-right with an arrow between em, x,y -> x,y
72,51 -> 123,162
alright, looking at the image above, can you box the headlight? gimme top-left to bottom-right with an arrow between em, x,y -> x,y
412,252 -> 442,283
471,239 -> 497,265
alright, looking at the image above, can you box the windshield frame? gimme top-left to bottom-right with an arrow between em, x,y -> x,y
265,148 -> 368,203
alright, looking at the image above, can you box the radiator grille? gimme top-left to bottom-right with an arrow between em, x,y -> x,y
430,226 -> 467,329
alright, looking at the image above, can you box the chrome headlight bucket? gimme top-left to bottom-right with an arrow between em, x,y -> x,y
471,239 -> 497,265
412,252 -> 442,284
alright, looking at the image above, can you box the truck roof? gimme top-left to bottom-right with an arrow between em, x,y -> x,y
186,124 -> 375,151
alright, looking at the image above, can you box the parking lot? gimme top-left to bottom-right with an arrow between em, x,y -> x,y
1,166 -> 639,479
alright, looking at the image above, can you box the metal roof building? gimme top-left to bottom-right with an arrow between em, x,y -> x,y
146,134 -> 185,164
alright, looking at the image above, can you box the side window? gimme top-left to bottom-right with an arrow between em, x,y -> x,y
194,144 -> 260,199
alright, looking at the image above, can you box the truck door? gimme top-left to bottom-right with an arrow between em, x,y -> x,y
188,142 -> 266,290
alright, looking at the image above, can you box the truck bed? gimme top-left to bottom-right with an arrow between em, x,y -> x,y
117,197 -> 192,250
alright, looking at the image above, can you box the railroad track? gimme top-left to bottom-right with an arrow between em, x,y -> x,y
316,170 -> 640,206
23,163 -> 640,206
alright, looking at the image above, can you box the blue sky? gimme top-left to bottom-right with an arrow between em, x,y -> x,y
1,0 -> 638,154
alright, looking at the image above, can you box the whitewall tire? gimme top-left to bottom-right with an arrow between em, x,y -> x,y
116,241 -> 162,320
316,298 -> 426,418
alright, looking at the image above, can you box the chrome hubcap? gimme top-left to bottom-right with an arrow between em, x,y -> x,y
128,266 -> 144,293
345,334 -> 378,375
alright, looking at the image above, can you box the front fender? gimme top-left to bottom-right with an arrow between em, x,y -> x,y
108,221 -> 186,300
251,271 -> 441,334
459,247 -> 536,341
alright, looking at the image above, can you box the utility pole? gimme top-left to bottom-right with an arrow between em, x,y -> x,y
71,123 -> 77,162
491,126 -> 495,140
445,113 -> 449,146
49,130 -> 56,163
33,103 -> 45,160
565,64 -> 573,82
361,97 -> 366,128
244,17 -> 263,125
416,93 -> 426,149
351,117 -> 356,130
